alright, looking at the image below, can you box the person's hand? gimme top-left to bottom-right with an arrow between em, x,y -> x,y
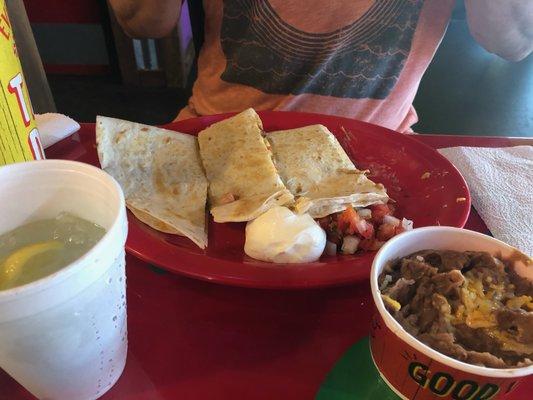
108,0 -> 182,38
465,0 -> 533,61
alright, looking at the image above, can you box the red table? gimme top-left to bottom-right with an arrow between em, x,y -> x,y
1,127 -> 531,399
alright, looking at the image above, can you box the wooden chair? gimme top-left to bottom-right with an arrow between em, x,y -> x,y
107,1 -> 197,88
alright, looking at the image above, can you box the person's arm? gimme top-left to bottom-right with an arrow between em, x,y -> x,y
107,0 -> 182,38
465,0 -> 533,61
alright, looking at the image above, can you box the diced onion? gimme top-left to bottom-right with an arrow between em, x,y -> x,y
383,215 -> 401,227
379,274 -> 393,291
357,208 -> 372,219
341,235 -> 360,254
325,241 -> 338,256
401,218 -> 414,231
355,220 -> 367,234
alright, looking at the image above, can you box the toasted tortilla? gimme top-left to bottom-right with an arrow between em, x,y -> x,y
266,124 -> 388,218
96,116 -> 208,248
197,109 -> 293,222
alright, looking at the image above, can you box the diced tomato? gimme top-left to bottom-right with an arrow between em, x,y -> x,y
359,238 -> 384,251
358,238 -> 373,251
370,203 -> 392,224
337,206 -> 360,235
374,240 -> 385,250
377,223 -> 397,241
320,203 -> 412,254
355,219 -> 375,239
394,225 -> 406,235
317,216 -> 331,230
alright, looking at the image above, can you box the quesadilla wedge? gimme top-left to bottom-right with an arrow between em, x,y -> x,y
266,124 -> 388,218
96,116 -> 208,248
197,109 -> 293,222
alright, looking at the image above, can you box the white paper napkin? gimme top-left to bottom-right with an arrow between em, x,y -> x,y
35,113 -> 80,149
438,146 -> 532,256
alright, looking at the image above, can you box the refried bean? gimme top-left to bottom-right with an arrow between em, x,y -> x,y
378,250 -> 533,368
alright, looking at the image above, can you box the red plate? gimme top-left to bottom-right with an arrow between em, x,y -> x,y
48,111 -> 470,289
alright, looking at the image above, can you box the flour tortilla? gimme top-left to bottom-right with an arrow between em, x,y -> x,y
266,124 -> 388,218
96,116 -> 208,248
197,109 -> 293,222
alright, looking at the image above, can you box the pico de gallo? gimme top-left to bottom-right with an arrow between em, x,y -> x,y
316,203 -> 413,255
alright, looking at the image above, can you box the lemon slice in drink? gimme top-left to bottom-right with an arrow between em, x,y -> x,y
1,241 -> 63,283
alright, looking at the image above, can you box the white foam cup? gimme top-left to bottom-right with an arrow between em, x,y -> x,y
0,160 -> 128,399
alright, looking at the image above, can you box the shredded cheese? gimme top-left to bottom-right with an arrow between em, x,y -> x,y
506,295 -> 533,310
454,277 -> 499,329
381,294 -> 401,312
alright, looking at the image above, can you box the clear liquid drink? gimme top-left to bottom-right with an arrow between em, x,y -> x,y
0,160 -> 128,399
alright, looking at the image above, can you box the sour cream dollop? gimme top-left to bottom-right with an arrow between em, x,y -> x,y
244,206 -> 326,263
